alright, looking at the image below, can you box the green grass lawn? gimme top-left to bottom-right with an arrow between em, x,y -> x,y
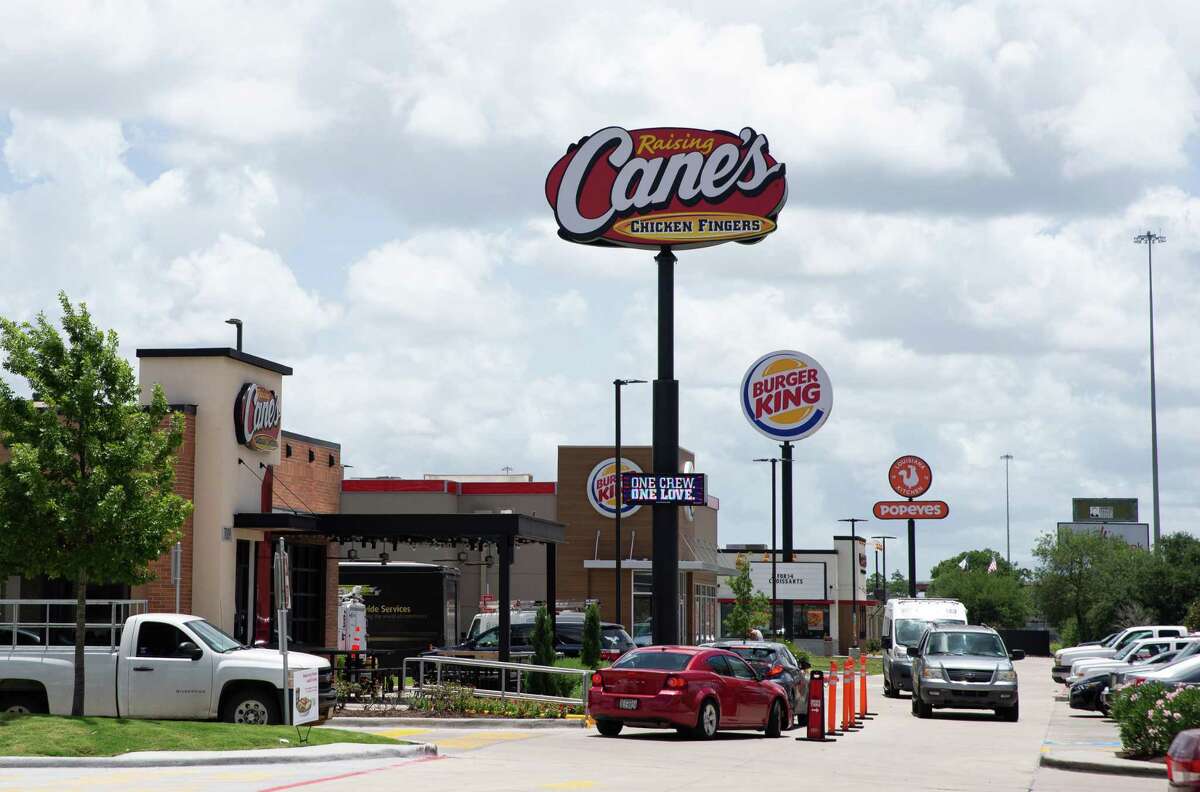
0,713 -> 401,757
807,655 -> 884,676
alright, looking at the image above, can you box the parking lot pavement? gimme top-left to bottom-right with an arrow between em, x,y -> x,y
0,658 -> 1163,791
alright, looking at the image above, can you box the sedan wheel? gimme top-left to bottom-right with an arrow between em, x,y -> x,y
693,700 -> 719,740
765,701 -> 783,738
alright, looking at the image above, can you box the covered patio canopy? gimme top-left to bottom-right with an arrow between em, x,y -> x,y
234,511 -> 567,661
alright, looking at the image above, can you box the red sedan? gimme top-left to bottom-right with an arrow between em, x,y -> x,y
587,646 -> 791,739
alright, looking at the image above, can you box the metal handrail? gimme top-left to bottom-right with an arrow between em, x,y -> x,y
0,599 -> 148,651
400,654 -> 591,709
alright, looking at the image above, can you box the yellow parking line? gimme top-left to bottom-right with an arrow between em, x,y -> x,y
434,730 -> 537,751
376,727 -> 432,738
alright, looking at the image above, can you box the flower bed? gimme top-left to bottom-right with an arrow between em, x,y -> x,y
1109,682 -> 1200,758
408,685 -> 584,719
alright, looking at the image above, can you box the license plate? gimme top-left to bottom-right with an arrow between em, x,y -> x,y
619,698 -> 638,710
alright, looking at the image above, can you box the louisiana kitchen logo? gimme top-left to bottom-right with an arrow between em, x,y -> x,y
740,350 -> 832,442
234,382 -> 281,451
545,126 -> 787,249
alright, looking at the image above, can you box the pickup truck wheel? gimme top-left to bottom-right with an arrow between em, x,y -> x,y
222,690 -> 281,725
1,694 -> 46,715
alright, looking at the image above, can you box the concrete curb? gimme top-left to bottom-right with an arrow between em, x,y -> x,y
1039,752 -> 1166,779
329,716 -> 586,729
0,741 -> 436,769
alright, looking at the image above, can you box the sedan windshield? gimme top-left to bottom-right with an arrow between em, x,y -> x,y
188,620 -> 245,653
612,651 -> 692,670
925,632 -> 1006,657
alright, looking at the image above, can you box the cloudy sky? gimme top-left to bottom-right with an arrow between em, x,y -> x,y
2,1 -> 1198,579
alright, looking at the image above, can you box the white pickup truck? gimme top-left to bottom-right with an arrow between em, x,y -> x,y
0,601 -> 333,724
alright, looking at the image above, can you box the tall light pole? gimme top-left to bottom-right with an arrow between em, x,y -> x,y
1001,454 -> 1013,564
753,457 -> 780,635
870,535 -> 896,601
614,378 -> 646,629
839,517 -> 868,650
1134,231 -> 1165,546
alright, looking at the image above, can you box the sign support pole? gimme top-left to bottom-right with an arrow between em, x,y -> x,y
652,246 -> 679,646
781,441 -> 793,640
907,496 -> 916,598
614,381 -> 623,629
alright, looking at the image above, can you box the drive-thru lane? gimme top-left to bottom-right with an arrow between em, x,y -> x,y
0,658 -> 1159,791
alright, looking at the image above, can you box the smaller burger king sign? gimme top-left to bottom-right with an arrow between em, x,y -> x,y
546,126 -> 786,250
587,457 -> 643,519
741,351 -> 832,442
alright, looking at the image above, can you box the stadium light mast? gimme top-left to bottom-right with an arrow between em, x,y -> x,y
1134,231 -> 1165,546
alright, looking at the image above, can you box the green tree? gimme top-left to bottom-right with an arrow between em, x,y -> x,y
1184,600 -> 1200,634
0,294 -> 192,716
526,606 -> 560,695
1032,530 -> 1144,642
1132,533 -> 1200,625
581,602 -> 601,669
722,555 -> 772,639
926,549 -> 1030,628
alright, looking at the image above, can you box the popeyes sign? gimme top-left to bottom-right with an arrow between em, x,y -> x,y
545,126 -> 787,249
234,382 -> 281,452
741,350 -> 832,442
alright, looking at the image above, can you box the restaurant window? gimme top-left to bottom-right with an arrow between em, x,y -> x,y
633,571 -> 652,645
694,584 -> 717,644
287,543 -> 325,647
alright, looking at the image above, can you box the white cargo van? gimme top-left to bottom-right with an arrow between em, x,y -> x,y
881,598 -> 967,696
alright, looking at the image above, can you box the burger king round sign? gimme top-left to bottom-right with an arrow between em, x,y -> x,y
586,457 -> 643,519
740,351 -> 832,442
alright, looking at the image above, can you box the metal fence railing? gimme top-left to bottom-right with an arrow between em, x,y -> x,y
401,655 -> 591,708
0,599 -> 149,651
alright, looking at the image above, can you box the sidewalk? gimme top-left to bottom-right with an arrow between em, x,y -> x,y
1039,691 -> 1166,778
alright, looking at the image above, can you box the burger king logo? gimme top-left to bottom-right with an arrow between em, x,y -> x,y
545,126 -> 786,250
234,382 -> 281,451
740,351 -> 832,441
586,457 -> 643,519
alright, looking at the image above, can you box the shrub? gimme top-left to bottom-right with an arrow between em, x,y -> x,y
581,603 -> 601,669
410,683 -> 583,719
526,606 -> 566,696
864,638 -> 882,654
1109,682 -> 1200,758
1185,600 -> 1200,633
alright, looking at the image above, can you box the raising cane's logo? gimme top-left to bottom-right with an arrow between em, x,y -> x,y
545,126 -> 787,250
740,350 -> 832,442
234,382 -> 281,451
586,457 -> 643,519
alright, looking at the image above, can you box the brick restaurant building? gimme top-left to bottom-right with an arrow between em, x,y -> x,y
340,445 -> 728,645
1,345 -> 344,650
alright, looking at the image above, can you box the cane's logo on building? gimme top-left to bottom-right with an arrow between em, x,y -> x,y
586,457 -> 643,519
740,350 -> 832,441
545,126 -> 787,250
234,382 -> 281,451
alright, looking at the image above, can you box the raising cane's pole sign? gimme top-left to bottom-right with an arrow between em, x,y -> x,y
234,382 -> 281,451
545,126 -> 787,249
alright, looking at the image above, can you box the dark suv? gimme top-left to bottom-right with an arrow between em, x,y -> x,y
909,624 -> 1024,721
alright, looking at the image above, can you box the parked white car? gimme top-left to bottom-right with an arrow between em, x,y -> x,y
1,605 -> 331,724
1052,626 -> 1188,683
1067,636 -> 1199,684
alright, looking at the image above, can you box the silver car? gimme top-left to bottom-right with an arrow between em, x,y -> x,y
909,624 -> 1024,722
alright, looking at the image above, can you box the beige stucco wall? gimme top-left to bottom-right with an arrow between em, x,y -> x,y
139,355 -> 283,632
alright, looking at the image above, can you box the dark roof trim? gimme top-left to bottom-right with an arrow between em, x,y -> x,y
832,535 -> 868,542
281,430 -> 341,450
136,347 -> 293,376
233,511 -> 566,544
719,548 -> 838,556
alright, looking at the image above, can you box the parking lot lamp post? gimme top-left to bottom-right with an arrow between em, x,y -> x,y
753,458 -> 780,634
839,518 -> 868,649
614,378 -> 646,629
1000,454 -> 1013,564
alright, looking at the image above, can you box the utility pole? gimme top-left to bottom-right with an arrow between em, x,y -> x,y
1134,231 -> 1165,546
753,458 -> 779,635
871,535 -> 897,601
1001,454 -> 1013,564
838,518 -> 868,649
